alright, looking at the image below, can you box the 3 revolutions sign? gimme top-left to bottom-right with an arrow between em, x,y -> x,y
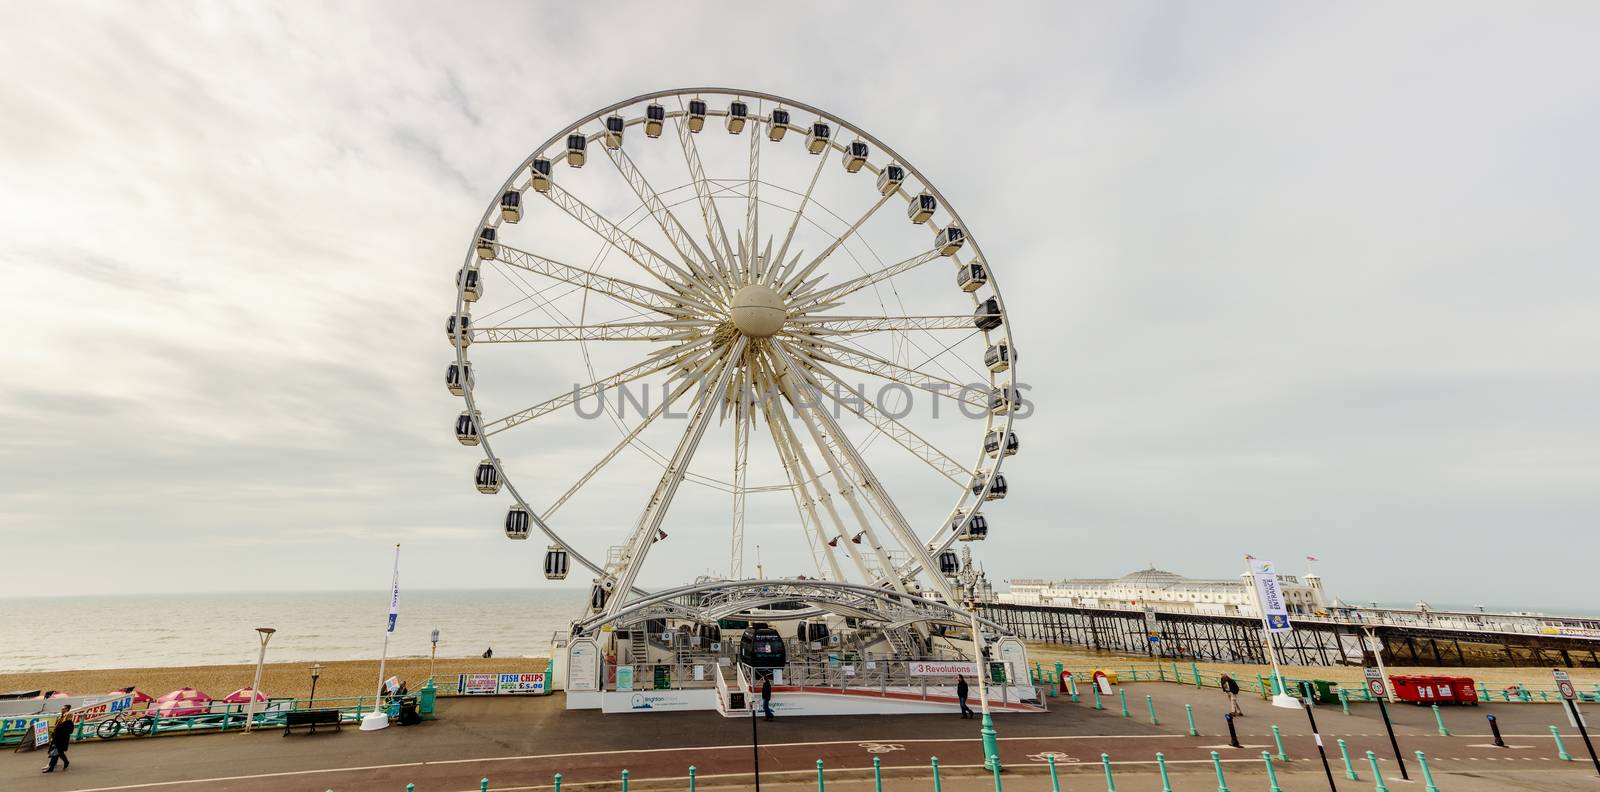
908,661 -> 978,677
1248,558 -> 1294,633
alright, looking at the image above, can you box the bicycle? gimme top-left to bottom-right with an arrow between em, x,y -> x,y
94,710 -> 156,739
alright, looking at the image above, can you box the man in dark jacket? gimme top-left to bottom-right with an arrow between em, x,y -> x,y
760,675 -> 774,721
43,706 -> 74,773
956,674 -> 974,718
1220,673 -> 1243,716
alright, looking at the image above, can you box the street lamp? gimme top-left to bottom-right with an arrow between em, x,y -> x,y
244,627 -> 276,733
430,628 -> 441,682
308,663 -> 323,707
965,600 -> 1001,772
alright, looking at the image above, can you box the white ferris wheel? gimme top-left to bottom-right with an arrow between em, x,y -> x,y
448,88 -> 1020,637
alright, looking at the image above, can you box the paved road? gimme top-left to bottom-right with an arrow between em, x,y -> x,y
4,682 -> 1593,791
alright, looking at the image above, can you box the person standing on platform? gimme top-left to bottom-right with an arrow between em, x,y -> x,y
761,674 -> 774,721
957,674 -> 974,718
1220,673 -> 1243,716
42,706 -> 74,773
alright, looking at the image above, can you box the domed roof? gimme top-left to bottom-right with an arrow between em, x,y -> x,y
1115,566 -> 1185,588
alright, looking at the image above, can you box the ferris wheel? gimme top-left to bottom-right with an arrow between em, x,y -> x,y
448,88 -> 1021,627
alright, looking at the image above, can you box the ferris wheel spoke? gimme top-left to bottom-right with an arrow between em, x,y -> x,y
778,341 -> 971,486
771,342 -> 965,605
493,243 -> 716,318
599,144 -> 723,294
762,347 -> 911,593
470,320 -> 713,344
483,338 -> 716,434
788,315 -> 977,335
787,335 -> 989,412
768,140 -> 833,288
673,101 -> 736,276
777,192 -> 895,297
541,182 -> 702,296
741,113 -> 761,282
758,391 -> 848,583
541,361 -> 714,520
790,249 -> 944,313
755,355 -> 874,584
602,337 -> 748,614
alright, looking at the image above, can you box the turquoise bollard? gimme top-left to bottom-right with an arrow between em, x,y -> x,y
689,766 -> 696,792
1552,725 -> 1573,761
873,756 -> 882,792
931,756 -> 943,792
554,772 -> 562,792
1146,694 -> 1159,725
1093,683 -> 1104,710
1415,750 -> 1440,792
1185,703 -> 1198,736
1156,752 -> 1173,792
1340,688 -> 1350,715
480,778 -> 489,792
621,768 -> 629,792
1366,750 -> 1389,792
1262,751 -> 1284,792
1211,750 -> 1230,792
1432,703 -> 1449,736
1119,689 -> 1130,717
1272,724 -> 1287,761
1047,754 -> 1061,792
1339,738 -> 1359,780
991,751 -> 1004,792
1100,752 -> 1116,792
816,759 -> 825,792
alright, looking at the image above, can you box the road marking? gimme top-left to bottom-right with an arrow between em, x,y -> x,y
60,732 -> 1188,791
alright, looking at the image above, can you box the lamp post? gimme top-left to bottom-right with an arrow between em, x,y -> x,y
965,600 -> 1000,772
430,628 -> 441,682
244,627 -> 275,733
308,663 -> 323,707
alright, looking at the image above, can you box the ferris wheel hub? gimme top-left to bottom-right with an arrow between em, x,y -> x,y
730,283 -> 786,338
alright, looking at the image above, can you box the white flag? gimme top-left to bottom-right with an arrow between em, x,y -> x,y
386,545 -> 400,634
1249,558 -> 1293,634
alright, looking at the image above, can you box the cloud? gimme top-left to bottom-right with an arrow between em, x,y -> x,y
1,1 -> 1597,612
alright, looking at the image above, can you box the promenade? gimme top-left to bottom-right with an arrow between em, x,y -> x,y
6,682 -> 1595,791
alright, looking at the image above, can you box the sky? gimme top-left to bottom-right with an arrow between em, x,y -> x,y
1,1 -> 1597,611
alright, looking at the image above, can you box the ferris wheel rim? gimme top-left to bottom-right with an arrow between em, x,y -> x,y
451,87 -> 1018,602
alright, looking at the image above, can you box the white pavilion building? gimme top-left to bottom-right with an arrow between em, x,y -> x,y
999,566 -> 1330,617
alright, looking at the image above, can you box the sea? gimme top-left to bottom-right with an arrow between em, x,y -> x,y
0,589 -> 586,673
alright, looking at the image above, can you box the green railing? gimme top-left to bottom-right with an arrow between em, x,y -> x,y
1021,661 -> 1599,703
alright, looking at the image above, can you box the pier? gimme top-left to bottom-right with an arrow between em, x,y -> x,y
981,602 -> 1600,668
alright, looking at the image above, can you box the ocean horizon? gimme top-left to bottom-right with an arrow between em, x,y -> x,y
1,588 -> 588,674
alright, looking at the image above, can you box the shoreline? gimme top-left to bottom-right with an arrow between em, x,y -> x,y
0,656 -> 550,701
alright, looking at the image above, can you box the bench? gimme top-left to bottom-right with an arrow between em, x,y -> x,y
282,709 -> 342,735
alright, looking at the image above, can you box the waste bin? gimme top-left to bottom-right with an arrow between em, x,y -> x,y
1310,679 -> 1339,704
1390,675 -> 1436,705
1428,676 -> 1459,705
1449,676 -> 1479,705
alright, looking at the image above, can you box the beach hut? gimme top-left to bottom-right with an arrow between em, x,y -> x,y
152,687 -> 212,717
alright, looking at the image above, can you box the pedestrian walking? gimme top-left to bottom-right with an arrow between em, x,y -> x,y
761,674 -> 774,721
1220,673 -> 1243,716
957,674 -> 974,718
42,706 -> 74,773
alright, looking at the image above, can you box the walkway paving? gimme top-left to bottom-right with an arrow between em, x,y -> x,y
3,682 -> 1593,791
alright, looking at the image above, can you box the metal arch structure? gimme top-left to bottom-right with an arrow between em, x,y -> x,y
575,579 -> 1011,636
448,88 -> 1022,633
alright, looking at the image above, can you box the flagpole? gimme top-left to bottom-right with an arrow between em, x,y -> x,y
377,543 -> 400,698
1245,555 -> 1297,709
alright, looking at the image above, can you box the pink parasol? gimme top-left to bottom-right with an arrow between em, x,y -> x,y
221,687 -> 267,704
111,688 -> 155,708
152,687 -> 212,717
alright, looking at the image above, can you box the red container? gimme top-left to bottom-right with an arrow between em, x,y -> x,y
1428,676 -> 1459,704
1446,676 -> 1479,705
1390,675 -> 1437,705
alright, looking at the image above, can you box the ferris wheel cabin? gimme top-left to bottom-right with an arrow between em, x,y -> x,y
957,261 -> 988,292
475,458 -> 502,494
445,361 -> 472,396
454,411 -> 480,446
985,429 -> 1020,458
805,121 -> 831,154
544,546 -> 569,579
644,103 -> 665,138
984,342 -> 1013,373
767,108 -> 790,141
843,140 -> 869,172
504,505 -> 530,540
530,158 -> 552,193
566,134 -> 587,167
876,164 -> 904,195
500,190 -> 522,223
446,312 -> 471,346
908,192 -> 937,224
475,226 -> 497,260
457,264 -> 481,302
726,100 -> 748,133
603,114 -> 625,149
